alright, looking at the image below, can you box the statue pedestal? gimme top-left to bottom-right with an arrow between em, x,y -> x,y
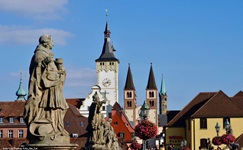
85,143 -> 108,150
24,143 -> 78,150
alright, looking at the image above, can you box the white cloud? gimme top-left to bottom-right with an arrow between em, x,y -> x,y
0,25 -> 73,45
65,67 -> 96,87
0,0 -> 69,20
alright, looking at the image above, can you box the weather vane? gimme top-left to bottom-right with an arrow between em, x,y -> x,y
105,9 -> 108,21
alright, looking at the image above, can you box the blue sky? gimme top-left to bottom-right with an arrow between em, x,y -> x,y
0,0 -> 243,110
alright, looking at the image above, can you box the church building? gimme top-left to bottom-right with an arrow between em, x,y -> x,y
80,21 -> 119,118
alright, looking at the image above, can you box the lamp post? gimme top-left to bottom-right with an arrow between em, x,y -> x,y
215,122 -> 220,149
215,122 -> 220,137
224,119 -> 231,134
139,101 -> 150,150
180,139 -> 187,149
159,130 -> 165,150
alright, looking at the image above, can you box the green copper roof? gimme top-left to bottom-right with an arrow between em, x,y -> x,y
160,74 -> 167,96
15,72 -> 26,100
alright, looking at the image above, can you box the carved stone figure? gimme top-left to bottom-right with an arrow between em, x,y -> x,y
23,35 -> 69,145
86,92 -> 121,150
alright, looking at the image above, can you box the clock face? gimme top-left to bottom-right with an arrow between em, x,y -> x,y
102,78 -> 111,87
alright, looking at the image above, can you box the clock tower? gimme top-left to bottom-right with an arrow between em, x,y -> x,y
95,22 -> 119,106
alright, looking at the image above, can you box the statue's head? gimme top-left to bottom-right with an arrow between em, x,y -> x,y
39,35 -> 54,49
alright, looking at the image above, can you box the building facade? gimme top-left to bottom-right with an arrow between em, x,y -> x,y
166,90 -> 243,150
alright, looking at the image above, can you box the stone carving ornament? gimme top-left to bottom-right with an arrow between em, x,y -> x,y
86,92 -> 120,150
23,35 -> 69,145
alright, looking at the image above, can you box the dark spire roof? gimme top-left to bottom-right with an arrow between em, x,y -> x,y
124,63 -> 135,90
146,63 -> 157,90
95,22 -> 119,62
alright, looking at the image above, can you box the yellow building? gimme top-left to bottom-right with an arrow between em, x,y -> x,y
165,90 -> 243,150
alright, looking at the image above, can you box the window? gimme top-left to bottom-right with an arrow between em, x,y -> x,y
119,132 -> 125,139
200,118 -> 207,129
127,92 -> 132,98
0,130 -> 3,138
187,119 -> 191,130
72,133 -> 78,138
0,117 -> 3,123
149,101 -> 154,107
20,117 -> 24,123
80,122 -> 84,127
9,117 -> 14,123
149,91 -> 154,98
66,122 -> 70,126
127,101 -> 132,107
114,122 -> 118,126
18,130 -> 23,138
8,130 -> 13,138
102,106 -> 106,111
200,138 -> 208,148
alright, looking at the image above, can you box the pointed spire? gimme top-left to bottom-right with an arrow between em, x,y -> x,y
124,63 -> 135,90
96,21 -> 119,62
146,63 -> 157,90
16,71 -> 26,100
160,74 -> 167,96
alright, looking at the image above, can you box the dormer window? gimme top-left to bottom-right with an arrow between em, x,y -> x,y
9,117 -> 14,123
20,117 -> 24,123
0,117 -> 3,123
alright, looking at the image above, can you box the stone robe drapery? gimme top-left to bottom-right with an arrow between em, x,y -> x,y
24,45 -> 68,141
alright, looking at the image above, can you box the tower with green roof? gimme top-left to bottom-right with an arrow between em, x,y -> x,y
159,74 -> 167,115
15,72 -> 26,101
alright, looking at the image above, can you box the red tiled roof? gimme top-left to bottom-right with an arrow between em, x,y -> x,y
66,98 -> 84,109
0,101 -> 25,117
64,104 -> 88,137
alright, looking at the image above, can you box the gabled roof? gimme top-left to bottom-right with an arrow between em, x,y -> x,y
167,90 -> 243,127
110,103 -> 134,142
233,91 -> 243,97
124,64 -> 135,90
146,64 -> 157,90
66,98 -> 85,109
113,102 -> 123,111
64,103 -> 88,137
235,133 -> 243,147
192,90 -> 243,117
95,22 -> 119,62
167,92 -> 216,127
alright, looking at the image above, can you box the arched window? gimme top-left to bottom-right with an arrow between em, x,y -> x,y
127,92 -> 132,98
149,91 -> 154,98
